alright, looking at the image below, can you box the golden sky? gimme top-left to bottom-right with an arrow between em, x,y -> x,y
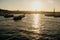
0,0 -> 60,12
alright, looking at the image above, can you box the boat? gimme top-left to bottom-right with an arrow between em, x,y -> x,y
45,9 -> 55,16
45,8 -> 60,17
53,9 -> 60,17
54,15 -> 60,17
4,14 -> 14,18
13,14 -> 25,21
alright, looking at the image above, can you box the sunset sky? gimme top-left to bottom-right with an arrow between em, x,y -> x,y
0,0 -> 60,12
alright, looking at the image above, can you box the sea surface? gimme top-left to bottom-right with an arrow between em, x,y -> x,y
0,13 -> 60,40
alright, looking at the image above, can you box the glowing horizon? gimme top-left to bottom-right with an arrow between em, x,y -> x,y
0,0 -> 60,12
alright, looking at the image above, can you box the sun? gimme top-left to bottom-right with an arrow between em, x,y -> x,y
31,0 -> 43,11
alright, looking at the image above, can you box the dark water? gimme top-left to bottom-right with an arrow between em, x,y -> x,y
0,13 -> 60,40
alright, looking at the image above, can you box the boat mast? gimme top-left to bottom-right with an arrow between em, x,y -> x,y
53,8 -> 55,16
53,8 -> 55,13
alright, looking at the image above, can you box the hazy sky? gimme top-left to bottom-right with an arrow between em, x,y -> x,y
0,0 -> 60,11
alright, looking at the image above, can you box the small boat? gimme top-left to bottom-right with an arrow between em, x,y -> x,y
4,14 -> 14,18
45,8 -> 60,17
45,9 -> 55,17
54,15 -> 60,17
13,14 -> 25,21
53,9 -> 60,17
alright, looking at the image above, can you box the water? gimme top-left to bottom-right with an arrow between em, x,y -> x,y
0,13 -> 60,40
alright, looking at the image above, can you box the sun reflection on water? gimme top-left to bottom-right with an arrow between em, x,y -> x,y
32,14 -> 39,28
32,14 -> 41,33
33,14 -> 39,25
